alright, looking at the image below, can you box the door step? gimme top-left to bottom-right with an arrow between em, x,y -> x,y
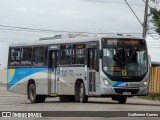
49,93 -> 58,96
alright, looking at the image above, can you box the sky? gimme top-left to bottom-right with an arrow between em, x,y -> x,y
0,0 -> 159,68
0,0 -> 147,42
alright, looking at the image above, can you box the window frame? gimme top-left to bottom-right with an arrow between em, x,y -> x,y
32,46 -> 46,67
19,47 -> 32,67
8,47 -> 21,68
71,44 -> 85,65
59,44 -> 72,66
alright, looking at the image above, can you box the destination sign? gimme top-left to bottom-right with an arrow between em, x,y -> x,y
102,39 -> 145,46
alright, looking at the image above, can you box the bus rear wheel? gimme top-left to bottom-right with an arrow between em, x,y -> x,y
28,83 -> 46,103
79,82 -> 88,103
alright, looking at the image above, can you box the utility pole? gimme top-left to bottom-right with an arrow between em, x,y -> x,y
143,0 -> 149,39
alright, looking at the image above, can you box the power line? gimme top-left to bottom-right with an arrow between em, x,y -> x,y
84,0 -> 145,6
0,24 -> 67,33
0,27 -> 157,35
0,27 -> 142,34
124,0 -> 143,27
0,24 -> 144,35
148,26 -> 160,40
0,21 -> 141,32
150,34 -> 160,40
0,27 -> 41,33
0,23 -> 143,32
0,24 -> 112,34
0,30 -> 44,38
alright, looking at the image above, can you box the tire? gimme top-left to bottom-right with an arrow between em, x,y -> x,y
28,83 -> 46,103
118,97 -> 127,104
79,82 -> 88,103
28,83 -> 36,103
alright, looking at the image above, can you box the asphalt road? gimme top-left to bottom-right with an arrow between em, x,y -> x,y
0,86 -> 160,120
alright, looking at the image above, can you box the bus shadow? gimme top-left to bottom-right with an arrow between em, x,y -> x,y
87,101 -> 160,106
44,100 -> 160,106
24,99 -> 160,107
125,102 -> 160,106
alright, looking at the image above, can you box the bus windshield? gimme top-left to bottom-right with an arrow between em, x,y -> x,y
102,39 -> 148,77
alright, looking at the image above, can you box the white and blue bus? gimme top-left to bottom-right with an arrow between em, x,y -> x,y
7,34 -> 150,104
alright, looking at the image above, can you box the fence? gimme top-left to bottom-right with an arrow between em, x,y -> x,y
149,67 -> 160,94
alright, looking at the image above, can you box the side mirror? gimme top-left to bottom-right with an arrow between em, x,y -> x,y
98,50 -> 103,58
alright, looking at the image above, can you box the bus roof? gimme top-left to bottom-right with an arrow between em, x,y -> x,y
9,35 -> 144,47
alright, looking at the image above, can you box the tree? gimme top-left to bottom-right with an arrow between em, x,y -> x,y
151,8 -> 160,33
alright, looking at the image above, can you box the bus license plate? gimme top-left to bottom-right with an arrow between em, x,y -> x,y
129,84 -> 141,87
123,92 -> 131,95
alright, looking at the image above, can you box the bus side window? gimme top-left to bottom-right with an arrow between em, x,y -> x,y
9,49 -> 15,66
39,47 -> 45,66
32,47 -> 45,66
72,44 -> 85,65
88,49 -> 97,70
88,49 -> 95,69
20,48 -> 32,66
60,45 -> 71,65
33,47 -> 39,66
26,48 -> 32,66
9,48 -> 20,67
60,49 -> 66,65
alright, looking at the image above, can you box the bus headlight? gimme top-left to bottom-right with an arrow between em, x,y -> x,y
143,81 -> 148,87
101,76 -> 110,86
104,80 -> 109,86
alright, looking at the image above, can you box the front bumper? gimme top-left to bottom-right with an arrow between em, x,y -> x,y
99,86 -> 148,96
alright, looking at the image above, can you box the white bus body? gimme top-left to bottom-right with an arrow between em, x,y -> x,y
7,35 -> 150,103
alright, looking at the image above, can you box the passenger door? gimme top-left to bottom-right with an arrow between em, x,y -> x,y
49,50 -> 58,94
87,48 -> 99,95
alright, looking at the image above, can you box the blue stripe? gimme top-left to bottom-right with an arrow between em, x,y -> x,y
7,68 -> 49,89
112,82 -> 125,87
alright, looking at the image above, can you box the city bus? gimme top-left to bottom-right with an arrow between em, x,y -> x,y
7,34 -> 150,104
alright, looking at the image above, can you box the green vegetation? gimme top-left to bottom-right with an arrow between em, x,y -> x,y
139,94 -> 160,101
151,8 -> 160,34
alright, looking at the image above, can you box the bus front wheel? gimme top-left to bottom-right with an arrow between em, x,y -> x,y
112,96 -> 127,104
118,97 -> 127,104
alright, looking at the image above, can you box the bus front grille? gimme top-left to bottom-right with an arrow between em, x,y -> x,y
114,88 -> 140,94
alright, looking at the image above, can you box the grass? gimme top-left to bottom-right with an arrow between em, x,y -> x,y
139,94 -> 160,101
